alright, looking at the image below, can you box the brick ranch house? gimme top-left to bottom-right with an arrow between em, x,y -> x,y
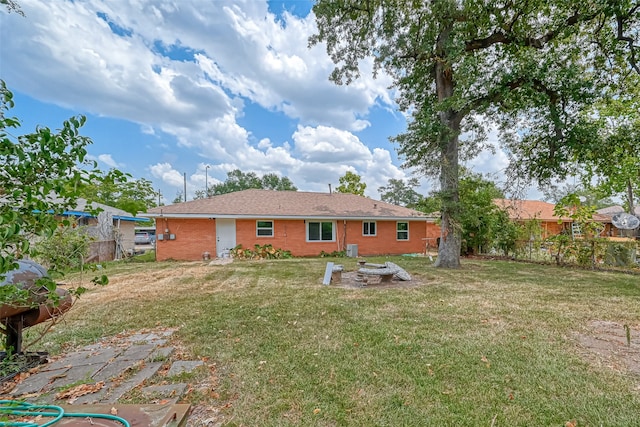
141,189 -> 440,260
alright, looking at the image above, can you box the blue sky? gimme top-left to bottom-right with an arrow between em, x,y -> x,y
0,0 -> 515,204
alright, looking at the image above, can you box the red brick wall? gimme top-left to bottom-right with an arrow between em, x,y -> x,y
156,218 -> 440,260
155,218 -> 216,261
538,220 -> 566,238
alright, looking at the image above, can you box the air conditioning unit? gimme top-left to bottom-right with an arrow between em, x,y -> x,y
346,244 -> 358,257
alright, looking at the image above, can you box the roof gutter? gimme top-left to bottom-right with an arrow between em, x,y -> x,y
139,213 -> 435,222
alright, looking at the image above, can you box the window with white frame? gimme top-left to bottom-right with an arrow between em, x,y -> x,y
256,220 -> 274,237
307,221 -> 335,241
396,222 -> 409,240
363,221 -> 376,236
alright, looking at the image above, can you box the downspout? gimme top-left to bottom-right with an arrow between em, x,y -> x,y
116,217 -> 122,260
341,220 -> 347,252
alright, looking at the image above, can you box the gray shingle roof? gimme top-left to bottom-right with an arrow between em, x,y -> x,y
142,189 -> 430,220
597,205 -> 640,216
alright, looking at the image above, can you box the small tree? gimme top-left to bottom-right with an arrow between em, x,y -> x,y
195,170 -> 298,199
0,82 -> 107,352
336,171 -> 366,196
378,178 -> 423,207
34,222 -> 91,272
457,171 -> 505,255
0,81 -> 98,278
172,191 -> 185,204
75,169 -> 157,215
260,173 -> 298,191
548,194 -> 605,266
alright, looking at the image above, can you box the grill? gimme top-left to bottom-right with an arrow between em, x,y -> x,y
0,260 -> 72,353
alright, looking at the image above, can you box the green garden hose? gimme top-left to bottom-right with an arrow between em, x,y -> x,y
0,400 -> 130,427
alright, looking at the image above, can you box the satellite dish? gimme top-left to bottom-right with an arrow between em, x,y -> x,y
611,213 -> 640,230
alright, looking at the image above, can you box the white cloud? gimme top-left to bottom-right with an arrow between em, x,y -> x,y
1,1 -> 429,202
97,154 -> 121,168
149,162 -> 184,188
257,138 -> 272,149
292,125 -> 372,164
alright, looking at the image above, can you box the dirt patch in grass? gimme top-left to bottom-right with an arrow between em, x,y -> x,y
67,262 -> 216,303
576,320 -> 640,389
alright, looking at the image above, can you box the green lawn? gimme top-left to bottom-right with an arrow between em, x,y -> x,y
33,257 -> 640,426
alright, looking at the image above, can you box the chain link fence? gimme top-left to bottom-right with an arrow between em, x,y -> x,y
501,237 -> 640,270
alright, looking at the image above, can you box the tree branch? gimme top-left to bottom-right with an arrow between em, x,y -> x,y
466,9 -> 600,52
615,7 -> 640,74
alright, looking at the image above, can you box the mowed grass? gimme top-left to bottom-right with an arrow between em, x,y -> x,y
35,257 -> 640,426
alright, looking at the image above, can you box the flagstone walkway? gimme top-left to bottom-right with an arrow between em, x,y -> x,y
2,328 -> 202,406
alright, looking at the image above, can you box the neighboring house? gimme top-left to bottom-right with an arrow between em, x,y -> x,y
494,199 -> 616,238
596,205 -> 640,238
59,198 -> 148,260
141,189 -> 440,260
494,199 -> 570,237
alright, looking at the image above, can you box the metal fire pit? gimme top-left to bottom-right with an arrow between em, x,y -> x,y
0,259 -> 72,354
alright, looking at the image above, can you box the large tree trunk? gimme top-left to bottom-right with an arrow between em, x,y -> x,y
433,24 -> 462,268
626,179 -> 636,216
434,110 -> 462,268
624,179 -> 637,238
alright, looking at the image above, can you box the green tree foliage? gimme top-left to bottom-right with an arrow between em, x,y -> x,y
0,81 -> 108,339
457,171 -> 507,255
74,169 -> 157,215
1,0 -> 23,16
311,1 -> 640,268
335,171 -> 366,196
261,173 -> 298,191
172,190 -> 185,204
547,194 -> 606,266
542,183 -> 614,210
195,169 -> 298,199
419,170 -> 509,255
34,222 -> 91,272
378,178 -> 423,207
0,81 -> 98,279
553,193 -> 604,239
570,78 -> 640,215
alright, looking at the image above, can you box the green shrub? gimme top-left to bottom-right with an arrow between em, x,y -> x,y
319,250 -> 346,257
604,242 -> 637,267
34,222 -> 92,273
230,244 -> 292,260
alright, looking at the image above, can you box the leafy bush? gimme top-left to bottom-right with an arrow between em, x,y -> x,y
604,242 -> 637,267
34,222 -> 92,273
320,250 -> 346,257
230,244 -> 292,260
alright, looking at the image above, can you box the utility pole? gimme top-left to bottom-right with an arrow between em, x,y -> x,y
183,172 -> 187,202
157,189 -> 162,206
205,165 -> 210,198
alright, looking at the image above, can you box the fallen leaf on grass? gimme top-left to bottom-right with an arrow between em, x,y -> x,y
481,355 -> 491,368
55,381 -> 105,400
565,420 -> 577,427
